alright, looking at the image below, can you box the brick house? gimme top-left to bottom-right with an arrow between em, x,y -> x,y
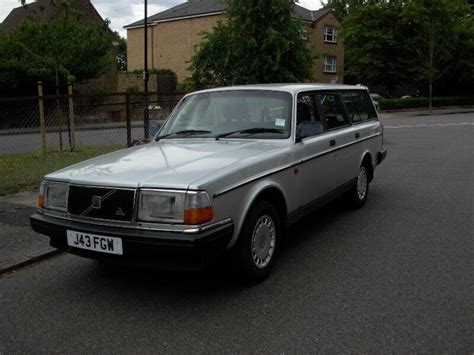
125,0 -> 344,84
0,0 -> 105,32
1,0 -> 118,93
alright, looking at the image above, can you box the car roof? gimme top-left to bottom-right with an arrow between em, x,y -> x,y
190,83 -> 368,96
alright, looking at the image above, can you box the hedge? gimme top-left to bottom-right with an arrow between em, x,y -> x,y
379,96 -> 474,110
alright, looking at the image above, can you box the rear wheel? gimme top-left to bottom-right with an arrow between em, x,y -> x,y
347,164 -> 369,208
234,200 -> 281,281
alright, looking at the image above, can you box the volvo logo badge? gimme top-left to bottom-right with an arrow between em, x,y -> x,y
91,196 -> 102,209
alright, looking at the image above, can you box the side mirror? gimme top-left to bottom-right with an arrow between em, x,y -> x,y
296,121 -> 324,142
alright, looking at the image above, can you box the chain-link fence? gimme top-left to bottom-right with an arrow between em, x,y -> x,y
0,91 -> 185,195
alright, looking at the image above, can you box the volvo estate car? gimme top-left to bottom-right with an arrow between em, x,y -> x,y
31,84 -> 387,280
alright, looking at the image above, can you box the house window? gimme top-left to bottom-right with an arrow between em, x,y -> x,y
324,57 -> 337,73
324,26 -> 337,43
299,27 -> 308,40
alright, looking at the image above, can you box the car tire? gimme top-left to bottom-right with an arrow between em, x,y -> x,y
347,164 -> 370,209
233,200 -> 281,282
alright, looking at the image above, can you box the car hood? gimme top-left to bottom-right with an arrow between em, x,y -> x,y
46,140 -> 287,190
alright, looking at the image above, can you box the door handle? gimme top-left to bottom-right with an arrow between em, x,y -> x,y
329,139 -> 336,147
355,132 -> 360,139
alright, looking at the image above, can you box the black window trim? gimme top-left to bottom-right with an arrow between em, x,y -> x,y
295,91 -> 330,141
315,91 -> 352,132
338,89 -> 379,125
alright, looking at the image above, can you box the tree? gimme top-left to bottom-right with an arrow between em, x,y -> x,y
340,0 -> 474,99
190,0 -> 314,87
319,0 -> 362,21
114,34 -> 127,72
1,0 -> 113,93
1,0 -> 113,151
342,1 -> 417,95
402,0 -> 474,110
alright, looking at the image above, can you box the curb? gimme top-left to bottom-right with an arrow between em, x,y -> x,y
380,105 -> 474,114
410,110 -> 474,117
0,250 -> 63,276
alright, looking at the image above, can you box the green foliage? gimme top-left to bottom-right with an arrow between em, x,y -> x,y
190,0 -> 314,87
402,1 -> 473,95
114,34 -> 127,72
340,0 -> 474,96
126,85 -> 141,93
342,1 -> 417,95
320,0 -> 357,20
176,77 -> 199,92
0,0 -> 113,93
379,96 -> 474,110
405,0 -> 474,95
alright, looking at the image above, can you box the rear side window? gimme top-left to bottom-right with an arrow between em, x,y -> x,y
317,94 -> 349,130
341,91 -> 378,123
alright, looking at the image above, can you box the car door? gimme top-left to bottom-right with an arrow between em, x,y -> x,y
316,92 -> 359,188
339,89 -> 381,181
295,92 -> 337,209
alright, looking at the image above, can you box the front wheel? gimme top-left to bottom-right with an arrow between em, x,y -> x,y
347,164 -> 369,208
234,200 -> 281,281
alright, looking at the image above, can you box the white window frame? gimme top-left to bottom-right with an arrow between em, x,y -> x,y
324,57 -> 337,73
299,27 -> 308,41
324,26 -> 337,43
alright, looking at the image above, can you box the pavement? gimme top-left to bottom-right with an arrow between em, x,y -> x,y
0,191 -> 59,274
0,105 -> 471,275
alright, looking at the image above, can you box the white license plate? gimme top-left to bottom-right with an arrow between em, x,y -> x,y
66,230 -> 123,255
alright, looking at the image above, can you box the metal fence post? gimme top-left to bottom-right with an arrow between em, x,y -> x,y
37,81 -> 46,153
126,93 -> 132,147
67,83 -> 76,152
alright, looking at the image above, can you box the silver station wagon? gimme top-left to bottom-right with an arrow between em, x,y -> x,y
31,84 -> 387,280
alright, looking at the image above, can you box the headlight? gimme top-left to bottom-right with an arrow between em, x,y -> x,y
138,190 -> 213,225
38,181 -> 68,212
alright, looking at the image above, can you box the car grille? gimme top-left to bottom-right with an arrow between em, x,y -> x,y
68,186 -> 135,222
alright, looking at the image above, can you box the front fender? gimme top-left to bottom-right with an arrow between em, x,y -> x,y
228,178 -> 289,248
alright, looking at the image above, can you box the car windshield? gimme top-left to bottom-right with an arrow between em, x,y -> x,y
157,90 -> 292,140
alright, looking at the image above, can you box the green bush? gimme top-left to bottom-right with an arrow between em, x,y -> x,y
380,97 -> 474,110
125,85 -> 141,93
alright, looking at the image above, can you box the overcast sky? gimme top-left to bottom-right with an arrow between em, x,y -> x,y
0,0 -> 322,38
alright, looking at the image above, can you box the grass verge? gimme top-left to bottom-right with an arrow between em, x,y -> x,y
0,144 -> 124,196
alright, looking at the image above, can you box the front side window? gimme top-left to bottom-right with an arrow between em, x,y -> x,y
297,94 -> 326,139
324,57 -> 337,73
317,94 -> 349,130
341,91 -> 378,123
158,90 -> 292,139
324,26 -> 337,43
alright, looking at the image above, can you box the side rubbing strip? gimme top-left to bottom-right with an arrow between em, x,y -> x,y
213,132 -> 381,198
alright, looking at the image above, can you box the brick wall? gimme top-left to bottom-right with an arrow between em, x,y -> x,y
127,12 -> 344,84
127,14 -> 223,82
307,12 -> 344,84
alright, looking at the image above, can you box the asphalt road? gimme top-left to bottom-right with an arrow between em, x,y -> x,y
1,112 -> 473,353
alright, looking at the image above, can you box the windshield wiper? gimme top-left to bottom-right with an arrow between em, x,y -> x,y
215,128 -> 285,140
156,130 -> 212,141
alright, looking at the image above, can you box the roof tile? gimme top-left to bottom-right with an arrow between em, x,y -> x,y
124,0 -> 331,28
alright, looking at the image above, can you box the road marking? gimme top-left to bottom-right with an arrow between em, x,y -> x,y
384,122 -> 474,129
